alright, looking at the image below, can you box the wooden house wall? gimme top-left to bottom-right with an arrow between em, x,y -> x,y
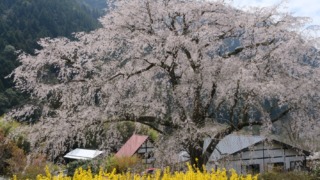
136,140 -> 155,164
207,141 -> 307,174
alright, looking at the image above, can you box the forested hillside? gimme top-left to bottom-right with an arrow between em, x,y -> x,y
80,0 -> 107,10
0,0 -> 107,115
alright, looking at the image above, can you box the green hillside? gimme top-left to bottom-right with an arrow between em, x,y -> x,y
0,0 -> 107,115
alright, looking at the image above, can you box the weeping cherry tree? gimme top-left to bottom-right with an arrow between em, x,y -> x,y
10,0 -> 320,168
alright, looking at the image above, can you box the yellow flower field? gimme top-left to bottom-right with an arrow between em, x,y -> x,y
13,164 -> 258,180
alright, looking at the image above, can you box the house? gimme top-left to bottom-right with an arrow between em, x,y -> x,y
205,134 -> 310,174
115,134 -> 155,164
64,148 -> 104,162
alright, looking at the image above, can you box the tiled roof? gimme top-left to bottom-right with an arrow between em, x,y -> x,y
115,134 -> 148,157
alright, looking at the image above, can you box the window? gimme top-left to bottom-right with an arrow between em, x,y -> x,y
246,164 -> 260,174
267,162 -> 284,172
290,161 -> 303,171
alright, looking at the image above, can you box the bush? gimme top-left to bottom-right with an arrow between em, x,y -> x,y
259,171 -> 315,180
66,158 -> 105,176
5,145 -> 27,175
66,155 -> 143,176
17,154 -> 47,180
311,164 -> 320,179
0,129 -> 27,176
0,117 -> 30,153
0,117 -> 35,177
105,155 -> 142,173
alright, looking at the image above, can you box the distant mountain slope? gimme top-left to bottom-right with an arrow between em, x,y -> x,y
0,0 -> 104,52
80,0 -> 108,11
0,0 -> 107,115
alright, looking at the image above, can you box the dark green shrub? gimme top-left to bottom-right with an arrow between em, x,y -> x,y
311,164 -> 320,179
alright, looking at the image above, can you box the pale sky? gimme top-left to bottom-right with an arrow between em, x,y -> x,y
230,0 -> 320,25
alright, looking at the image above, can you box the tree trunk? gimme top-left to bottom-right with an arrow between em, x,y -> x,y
188,144 -> 206,171
188,139 -> 215,171
187,136 -> 225,171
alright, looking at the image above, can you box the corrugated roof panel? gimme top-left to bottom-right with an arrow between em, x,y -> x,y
208,134 -> 265,161
115,134 -> 148,157
64,148 -> 104,160
218,135 -> 265,154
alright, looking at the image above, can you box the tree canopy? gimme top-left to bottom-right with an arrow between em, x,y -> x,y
10,0 -> 320,167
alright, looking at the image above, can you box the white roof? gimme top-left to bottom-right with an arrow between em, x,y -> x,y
64,148 -> 104,160
205,134 -> 265,161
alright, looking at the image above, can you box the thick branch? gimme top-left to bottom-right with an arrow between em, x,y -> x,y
109,62 -> 155,81
192,84 -> 205,126
108,114 -> 183,134
182,14 -> 189,35
127,63 -> 155,79
229,80 -> 240,128
164,13 -> 178,35
145,1 -> 155,34
204,82 -> 217,112
181,46 -> 199,70
108,73 -> 125,81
